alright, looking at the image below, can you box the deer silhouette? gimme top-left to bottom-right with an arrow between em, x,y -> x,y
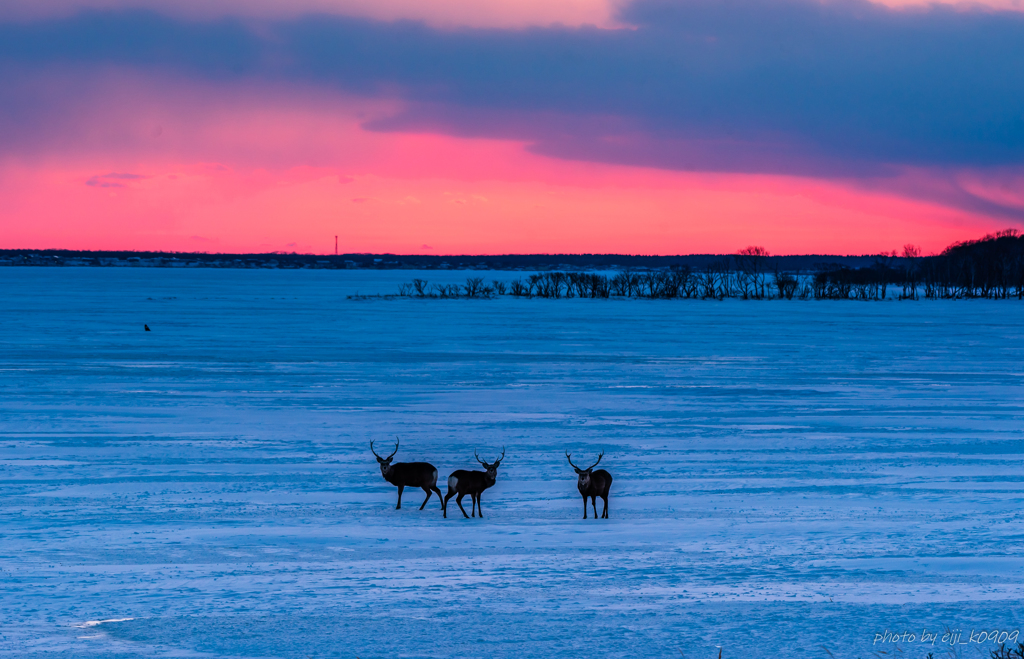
567,451 -> 612,519
443,448 -> 504,518
371,438 -> 442,511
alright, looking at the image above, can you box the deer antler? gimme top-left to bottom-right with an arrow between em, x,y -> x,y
371,438 -> 399,460
566,450 -> 581,470
586,451 -> 604,471
476,447 -> 504,467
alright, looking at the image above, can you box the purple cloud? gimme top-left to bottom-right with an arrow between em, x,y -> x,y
85,172 -> 147,188
1,0 -> 1022,197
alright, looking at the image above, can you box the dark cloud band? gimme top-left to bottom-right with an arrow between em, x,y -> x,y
1,0 -> 1022,176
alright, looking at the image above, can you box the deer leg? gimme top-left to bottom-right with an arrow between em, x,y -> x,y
396,484 -> 404,510
582,495 -> 588,519
591,496 -> 598,519
431,486 -> 443,510
471,494 -> 477,517
419,486 -> 432,510
443,490 -> 456,518
455,493 -> 469,518
477,495 -> 483,519
602,495 -> 609,519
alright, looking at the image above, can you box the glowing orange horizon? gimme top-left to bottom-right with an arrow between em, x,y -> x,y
0,74 -> 1018,257
0,153 -> 1006,257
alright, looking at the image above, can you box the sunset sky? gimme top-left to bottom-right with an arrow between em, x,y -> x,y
1,0 -> 1022,255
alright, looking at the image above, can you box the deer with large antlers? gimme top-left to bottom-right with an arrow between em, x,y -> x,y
567,451 -> 612,519
443,448 -> 504,519
370,437 -> 443,511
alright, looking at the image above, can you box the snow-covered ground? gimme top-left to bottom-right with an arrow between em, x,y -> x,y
1,268 -> 1022,658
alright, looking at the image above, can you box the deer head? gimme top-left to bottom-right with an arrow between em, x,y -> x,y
566,451 -> 603,489
371,437 -> 400,476
475,447 -> 505,481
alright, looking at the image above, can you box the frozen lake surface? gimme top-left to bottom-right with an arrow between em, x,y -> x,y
1,268 -> 1023,658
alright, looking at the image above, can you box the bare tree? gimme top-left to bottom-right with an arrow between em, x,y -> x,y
736,246 -> 770,299
464,277 -> 484,298
610,271 -> 631,296
773,268 -> 798,299
697,264 -> 719,299
509,279 -> 529,297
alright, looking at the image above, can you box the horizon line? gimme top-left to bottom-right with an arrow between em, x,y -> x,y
0,248 -> 926,259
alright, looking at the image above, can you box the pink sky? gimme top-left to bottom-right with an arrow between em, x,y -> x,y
0,96 -> 1003,255
6,0 -> 1023,27
1,2 -> 1022,255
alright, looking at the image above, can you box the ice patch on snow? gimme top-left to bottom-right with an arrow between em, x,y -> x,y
74,618 -> 134,628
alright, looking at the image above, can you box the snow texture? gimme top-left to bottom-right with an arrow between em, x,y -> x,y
1,268 -> 1023,658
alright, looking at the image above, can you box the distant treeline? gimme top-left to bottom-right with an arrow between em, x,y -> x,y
0,249 -> 904,271
389,231 -> 1024,301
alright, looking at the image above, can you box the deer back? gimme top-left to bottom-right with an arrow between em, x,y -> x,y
385,462 -> 439,488
591,469 -> 612,496
447,468 -> 495,495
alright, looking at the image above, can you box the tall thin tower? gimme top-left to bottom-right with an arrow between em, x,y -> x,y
335,236 -> 338,256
